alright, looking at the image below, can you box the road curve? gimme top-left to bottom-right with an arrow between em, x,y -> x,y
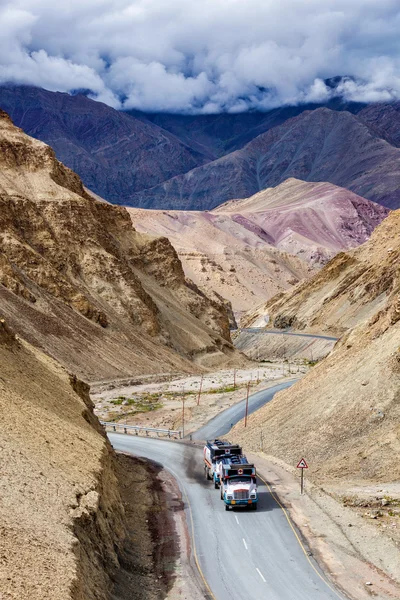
240,328 -> 338,341
109,434 -> 346,600
191,379 -> 297,440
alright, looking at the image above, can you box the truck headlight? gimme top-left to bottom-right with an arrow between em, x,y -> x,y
250,493 -> 256,498
227,495 -> 233,500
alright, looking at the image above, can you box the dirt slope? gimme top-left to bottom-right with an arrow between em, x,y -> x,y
128,179 -> 387,314
0,319 -> 126,600
0,110 -> 240,381
244,209 -> 400,336
233,286 -> 400,486
233,207 -> 400,484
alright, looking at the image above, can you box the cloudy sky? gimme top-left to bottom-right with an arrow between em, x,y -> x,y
1,0 -> 400,113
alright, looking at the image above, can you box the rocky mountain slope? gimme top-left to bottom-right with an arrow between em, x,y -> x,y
130,108 -> 400,210
233,219 -> 400,486
128,178 -> 387,314
244,208 -> 400,337
0,110 -> 240,381
0,85 -> 208,204
358,101 -> 400,148
0,319 -> 126,600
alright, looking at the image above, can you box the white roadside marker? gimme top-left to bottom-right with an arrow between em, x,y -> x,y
243,538 -> 248,550
256,568 -> 266,583
235,515 -> 239,525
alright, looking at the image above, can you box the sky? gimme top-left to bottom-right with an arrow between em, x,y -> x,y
1,0 -> 400,113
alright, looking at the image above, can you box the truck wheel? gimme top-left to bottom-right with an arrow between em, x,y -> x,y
220,489 -> 223,500
225,504 -> 230,511
214,481 -> 219,489
251,504 -> 257,511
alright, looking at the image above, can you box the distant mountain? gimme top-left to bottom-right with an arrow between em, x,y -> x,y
0,85 -> 208,204
358,101 -> 400,148
130,108 -> 400,210
128,178 -> 388,314
130,98 -> 364,159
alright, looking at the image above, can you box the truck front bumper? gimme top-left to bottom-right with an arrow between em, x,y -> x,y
224,498 -> 258,506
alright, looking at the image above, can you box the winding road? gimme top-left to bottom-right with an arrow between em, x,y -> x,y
108,382 -> 346,600
239,328 -> 338,341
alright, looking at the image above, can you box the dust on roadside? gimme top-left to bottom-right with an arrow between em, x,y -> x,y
112,453 -> 206,600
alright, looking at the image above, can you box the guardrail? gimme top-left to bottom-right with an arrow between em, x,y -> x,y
100,421 -> 183,439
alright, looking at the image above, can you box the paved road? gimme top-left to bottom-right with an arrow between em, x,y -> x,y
240,328 -> 338,341
191,380 -> 297,440
109,433 -> 345,600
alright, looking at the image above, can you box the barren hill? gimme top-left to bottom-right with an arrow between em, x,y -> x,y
233,221 -> 400,486
0,319 -> 126,600
130,108 -> 400,210
244,209 -> 400,337
0,110 -> 240,381
128,179 -> 387,314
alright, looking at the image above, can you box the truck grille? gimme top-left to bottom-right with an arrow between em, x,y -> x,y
233,490 -> 249,500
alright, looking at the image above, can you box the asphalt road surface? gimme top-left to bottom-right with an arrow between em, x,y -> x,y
108,383 -> 347,600
191,380 -> 297,440
240,328 -> 338,341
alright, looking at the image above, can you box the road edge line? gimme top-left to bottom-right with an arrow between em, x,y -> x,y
259,474 -> 345,600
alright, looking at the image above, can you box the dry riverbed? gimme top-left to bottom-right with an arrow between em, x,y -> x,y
93,363 -> 307,437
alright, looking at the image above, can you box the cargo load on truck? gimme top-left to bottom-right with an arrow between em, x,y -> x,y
203,439 -> 242,489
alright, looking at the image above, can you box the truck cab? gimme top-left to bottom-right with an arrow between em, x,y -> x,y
219,459 -> 258,510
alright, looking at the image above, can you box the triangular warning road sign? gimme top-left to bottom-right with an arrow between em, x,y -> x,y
296,458 -> 308,469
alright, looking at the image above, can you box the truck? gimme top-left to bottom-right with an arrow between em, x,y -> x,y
218,456 -> 258,511
203,439 -> 242,489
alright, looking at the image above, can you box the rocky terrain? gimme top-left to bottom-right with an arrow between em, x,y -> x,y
128,178 -> 387,314
233,210 -> 400,486
131,108 -> 400,210
0,85 -> 208,204
0,110 -> 241,381
358,101 -> 400,148
244,209 -> 400,337
0,319 -> 126,600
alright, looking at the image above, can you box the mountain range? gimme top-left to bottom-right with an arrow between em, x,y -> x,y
129,178 -> 388,313
1,85 -> 400,210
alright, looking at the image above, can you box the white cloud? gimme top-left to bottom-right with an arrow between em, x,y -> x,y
1,0 -> 400,112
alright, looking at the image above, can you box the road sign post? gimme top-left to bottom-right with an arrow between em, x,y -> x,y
296,458 -> 309,494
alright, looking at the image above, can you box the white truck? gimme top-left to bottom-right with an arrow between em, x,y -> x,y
218,457 -> 258,511
203,439 -> 242,489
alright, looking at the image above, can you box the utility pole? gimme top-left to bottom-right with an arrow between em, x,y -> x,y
244,381 -> 250,427
182,386 -> 185,438
197,374 -> 203,406
233,368 -> 236,390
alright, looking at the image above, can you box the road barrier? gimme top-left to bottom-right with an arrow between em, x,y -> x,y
100,421 -> 183,438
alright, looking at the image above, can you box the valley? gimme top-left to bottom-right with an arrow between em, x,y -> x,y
1,76 -> 400,600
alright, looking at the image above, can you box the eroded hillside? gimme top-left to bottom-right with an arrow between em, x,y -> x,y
245,209 -> 400,336
0,319 -> 125,600
233,278 -> 400,485
0,110 -> 240,381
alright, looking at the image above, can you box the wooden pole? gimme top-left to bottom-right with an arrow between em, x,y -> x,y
244,381 -> 250,427
300,468 -> 304,494
182,387 -> 185,438
197,374 -> 203,406
233,368 -> 236,390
